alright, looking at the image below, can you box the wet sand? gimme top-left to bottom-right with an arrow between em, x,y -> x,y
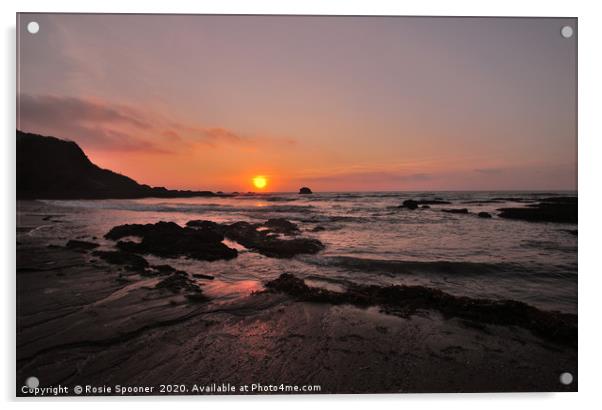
16,203 -> 577,394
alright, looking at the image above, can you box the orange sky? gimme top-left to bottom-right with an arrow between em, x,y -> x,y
18,14 -> 577,192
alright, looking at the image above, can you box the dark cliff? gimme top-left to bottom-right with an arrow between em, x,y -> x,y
16,130 -> 215,199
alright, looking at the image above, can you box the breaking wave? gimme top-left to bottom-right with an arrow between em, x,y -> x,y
41,200 -> 316,215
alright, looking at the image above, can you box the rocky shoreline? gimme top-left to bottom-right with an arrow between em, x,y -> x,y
45,214 -> 578,348
398,195 -> 577,224
16,200 -> 577,394
265,273 -> 577,347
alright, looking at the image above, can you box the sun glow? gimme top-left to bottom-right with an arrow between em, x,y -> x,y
252,176 -> 268,189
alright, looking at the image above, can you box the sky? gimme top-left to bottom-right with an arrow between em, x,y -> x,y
17,14 -> 577,192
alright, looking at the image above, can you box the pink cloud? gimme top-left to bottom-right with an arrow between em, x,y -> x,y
18,93 -> 296,153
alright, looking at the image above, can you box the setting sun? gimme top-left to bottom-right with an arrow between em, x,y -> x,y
252,176 -> 268,189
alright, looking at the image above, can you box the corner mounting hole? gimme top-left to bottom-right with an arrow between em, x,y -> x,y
25,376 -> 39,388
27,21 -> 40,34
559,372 -> 573,385
561,25 -> 573,39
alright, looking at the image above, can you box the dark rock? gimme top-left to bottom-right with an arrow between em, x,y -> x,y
140,269 -> 161,277
186,292 -> 209,303
498,197 -> 577,223
185,220 -> 223,231
105,221 -> 237,261
421,205 -> 431,209
192,273 -> 215,280
152,264 -> 178,274
399,199 -> 419,210
258,238 -> 324,258
299,187 -> 313,194
311,226 -> 326,232
265,274 -> 577,347
106,221 -> 223,241
141,264 -> 189,277
416,199 -> 451,205
539,197 -> 577,204
442,208 -> 469,214
223,221 -> 324,258
263,218 -> 300,235
158,219 -> 324,259
116,275 -> 130,284
92,250 -> 149,271
107,217 -> 324,260
155,273 -> 203,295
400,199 -> 451,209
478,212 -> 492,218
65,240 -> 100,250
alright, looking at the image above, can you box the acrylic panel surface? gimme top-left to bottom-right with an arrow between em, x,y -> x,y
16,14 -> 577,395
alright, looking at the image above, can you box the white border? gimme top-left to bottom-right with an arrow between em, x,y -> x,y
3,0 -> 601,408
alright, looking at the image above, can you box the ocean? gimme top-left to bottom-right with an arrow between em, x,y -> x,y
20,191 -> 577,314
